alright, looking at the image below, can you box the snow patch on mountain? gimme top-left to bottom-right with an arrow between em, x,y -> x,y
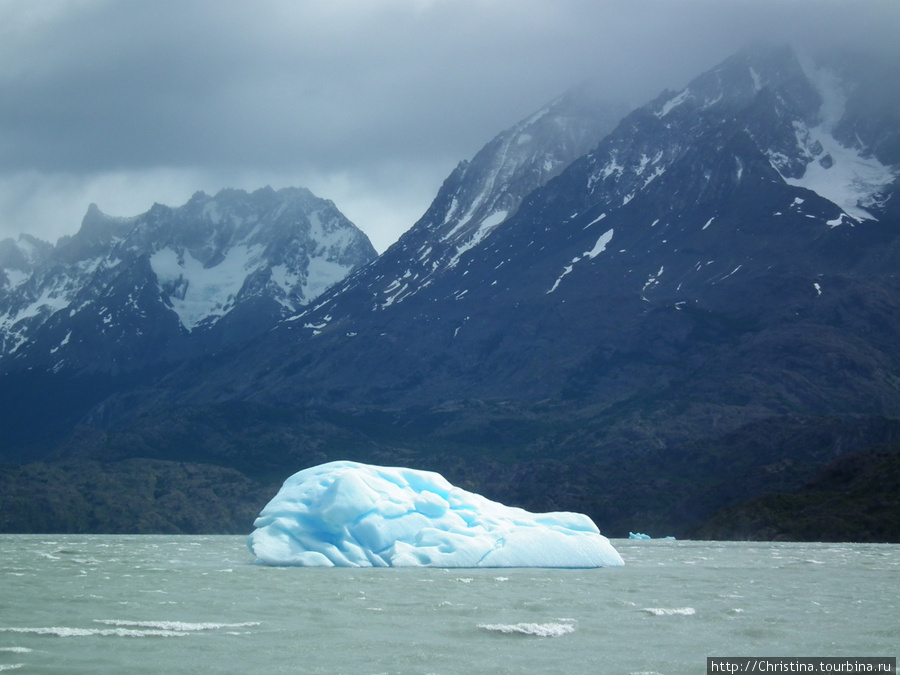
586,229 -> 615,258
778,62 -> 898,222
585,213 -> 607,228
2,269 -> 29,291
305,258 -> 357,302
269,264 -> 299,308
749,66 -> 762,92
446,210 -> 509,269
783,125 -> 896,221
151,245 -> 263,330
0,279 -> 75,355
4,283 -> 72,327
642,266 -> 665,300
548,229 -> 614,294
656,89 -> 691,118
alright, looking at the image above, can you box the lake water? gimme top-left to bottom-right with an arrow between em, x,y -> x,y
0,536 -> 896,674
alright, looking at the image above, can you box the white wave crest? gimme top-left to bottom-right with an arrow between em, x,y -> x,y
0,626 -> 188,638
477,622 -> 575,637
640,607 -> 696,616
94,620 -> 260,632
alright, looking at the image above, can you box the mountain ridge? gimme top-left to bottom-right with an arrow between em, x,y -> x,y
2,43 -> 899,539
0,185 -> 376,375
148,44 -> 899,416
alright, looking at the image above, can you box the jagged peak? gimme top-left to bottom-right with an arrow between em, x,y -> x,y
421,86 -> 626,245
178,186 -> 337,224
187,190 -> 211,203
650,43 -> 816,123
289,86 -> 630,320
729,42 -> 803,84
0,182 -> 378,376
575,42 -> 829,212
56,202 -> 137,257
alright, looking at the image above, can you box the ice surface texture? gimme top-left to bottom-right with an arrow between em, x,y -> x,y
247,461 -> 624,568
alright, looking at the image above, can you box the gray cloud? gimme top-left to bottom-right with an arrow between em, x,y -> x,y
1,0 -> 898,252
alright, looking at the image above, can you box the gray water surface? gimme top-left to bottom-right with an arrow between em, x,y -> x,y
0,536 -> 896,674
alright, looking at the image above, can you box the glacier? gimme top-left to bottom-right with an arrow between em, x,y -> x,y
247,461 -> 624,568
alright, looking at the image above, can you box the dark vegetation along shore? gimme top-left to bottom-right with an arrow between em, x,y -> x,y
2,410 -> 898,542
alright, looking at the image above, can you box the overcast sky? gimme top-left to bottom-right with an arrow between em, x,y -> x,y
1,0 -> 898,253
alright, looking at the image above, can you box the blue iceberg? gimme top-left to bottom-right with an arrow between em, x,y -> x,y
247,461 -> 624,568
629,532 -> 676,540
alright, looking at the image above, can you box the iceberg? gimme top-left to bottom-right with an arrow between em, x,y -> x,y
247,461 -> 624,568
629,532 -> 676,540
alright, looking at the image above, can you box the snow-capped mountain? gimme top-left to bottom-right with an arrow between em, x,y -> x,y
0,186 -> 376,374
4,44 -> 900,538
189,44 -> 899,415
152,42 -> 898,535
566,43 -> 896,230
293,86 -> 626,320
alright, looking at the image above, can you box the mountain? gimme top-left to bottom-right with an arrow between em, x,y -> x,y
285,86 -> 627,322
155,44 -> 900,413
0,186 -> 376,455
0,186 -> 376,374
4,44 -> 900,538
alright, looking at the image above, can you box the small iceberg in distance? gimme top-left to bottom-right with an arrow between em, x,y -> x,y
247,461 -> 624,568
629,532 -> 676,540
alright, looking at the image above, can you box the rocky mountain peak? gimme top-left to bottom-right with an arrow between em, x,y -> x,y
288,87 -> 628,324
0,186 -> 375,375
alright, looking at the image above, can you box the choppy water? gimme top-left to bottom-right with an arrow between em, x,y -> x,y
0,536 -> 896,674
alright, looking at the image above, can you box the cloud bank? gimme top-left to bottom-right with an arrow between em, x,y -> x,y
1,0 -> 897,251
